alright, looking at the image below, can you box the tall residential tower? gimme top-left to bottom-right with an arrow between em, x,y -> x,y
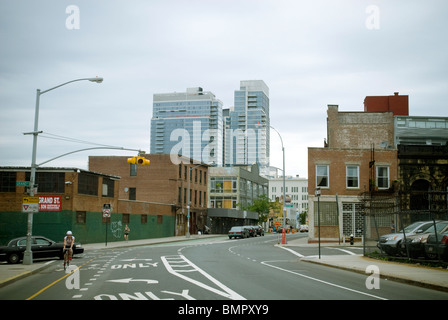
150,87 -> 223,166
225,80 -> 270,169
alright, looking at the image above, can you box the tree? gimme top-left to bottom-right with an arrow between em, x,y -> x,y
246,194 -> 275,224
299,210 -> 308,225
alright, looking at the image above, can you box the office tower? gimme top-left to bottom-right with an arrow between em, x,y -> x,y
225,80 -> 270,168
150,87 -> 223,166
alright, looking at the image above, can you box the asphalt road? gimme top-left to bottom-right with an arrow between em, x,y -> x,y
1,233 -> 448,302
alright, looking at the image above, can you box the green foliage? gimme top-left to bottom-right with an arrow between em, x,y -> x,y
246,194 -> 275,223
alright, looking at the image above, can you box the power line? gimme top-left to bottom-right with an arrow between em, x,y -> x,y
39,132 -> 121,149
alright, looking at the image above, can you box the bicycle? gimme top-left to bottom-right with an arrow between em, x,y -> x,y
63,248 -> 72,271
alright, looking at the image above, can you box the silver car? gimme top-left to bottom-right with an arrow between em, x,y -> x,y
377,221 -> 434,256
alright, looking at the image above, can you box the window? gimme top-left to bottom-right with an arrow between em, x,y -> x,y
76,211 -> 86,224
346,166 -> 359,188
0,172 -> 16,192
78,173 -> 98,196
122,214 -> 130,224
130,164 -> 137,176
35,238 -> 51,246
102,177 -> 114,197
25,172 -> 65,193
141,214 -> 147,224
316,165 -> 329,188
157,215 -> 163,224
377,166 -> 390,189
129,188 -> 136,200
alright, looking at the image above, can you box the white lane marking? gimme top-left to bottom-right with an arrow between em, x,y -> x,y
260,260 -> 387,300
162,255 -> 245,300
275,245 -> 305,257
327,247 -> 359,255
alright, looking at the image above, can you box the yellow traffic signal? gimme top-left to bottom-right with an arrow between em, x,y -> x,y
127,157 -> 136,164
127,156 -> 150,165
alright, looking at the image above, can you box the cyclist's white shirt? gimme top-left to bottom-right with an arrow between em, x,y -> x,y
64,236 -> 75,246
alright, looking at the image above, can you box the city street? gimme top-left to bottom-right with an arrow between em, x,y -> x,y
1,233 -> 448,302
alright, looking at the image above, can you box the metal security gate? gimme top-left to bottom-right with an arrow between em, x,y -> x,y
342,203 -> 363,237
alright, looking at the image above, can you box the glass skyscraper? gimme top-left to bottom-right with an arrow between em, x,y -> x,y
150,87 -> 223,166
225,80 -> 270,168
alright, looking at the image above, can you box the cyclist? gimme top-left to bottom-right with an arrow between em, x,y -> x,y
63,231 -> 75,261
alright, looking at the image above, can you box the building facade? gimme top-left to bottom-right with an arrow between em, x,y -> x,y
225,80 -> 270,169
394,115 -> 448,146
207,164 -> 268,233
269,176 -> 308,229
308,105 -> 398,242
0,167 -> 176,245
269,176 -> 308,213
150,87 -> 224,166
89,154 -> 209,236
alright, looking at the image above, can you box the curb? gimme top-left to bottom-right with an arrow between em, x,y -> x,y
0,260 -> 55,288
301,256 -> 448,293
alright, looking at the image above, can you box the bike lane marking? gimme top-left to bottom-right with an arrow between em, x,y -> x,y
161,254 -> 245,300
26,252 -> 108,300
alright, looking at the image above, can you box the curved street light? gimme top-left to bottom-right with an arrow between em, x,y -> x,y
270,125 -> 286,244
23,77 -> 103,265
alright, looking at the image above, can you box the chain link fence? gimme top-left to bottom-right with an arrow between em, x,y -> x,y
358,190 -> 448,264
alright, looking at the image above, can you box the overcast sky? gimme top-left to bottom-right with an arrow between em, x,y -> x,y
1,0 -> 447,178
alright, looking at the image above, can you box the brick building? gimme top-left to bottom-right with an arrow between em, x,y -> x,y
0,167 -> 126,245
89,154 -> 209,236
308,105 -> 398,242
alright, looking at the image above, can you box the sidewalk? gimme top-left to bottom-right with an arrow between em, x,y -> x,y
282,236 -> 448,292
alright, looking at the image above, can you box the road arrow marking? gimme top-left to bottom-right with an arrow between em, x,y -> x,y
107,278 -> 159,284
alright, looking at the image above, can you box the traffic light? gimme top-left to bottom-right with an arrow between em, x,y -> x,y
127,156 -> 150,165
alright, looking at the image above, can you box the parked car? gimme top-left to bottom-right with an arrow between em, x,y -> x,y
425,230 -> 448,261
244,226 -> 256,237
377,220 -> 434,256
228,226 -> 249,239
400,221 -> 448,258
249,225 -> 265,236
299,225 -> 309,232
0,236 -> 84,264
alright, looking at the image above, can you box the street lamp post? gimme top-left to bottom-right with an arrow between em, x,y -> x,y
23,77 -> 103,265
270,126 -> 286,244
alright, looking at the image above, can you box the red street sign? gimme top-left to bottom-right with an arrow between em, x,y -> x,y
103,209 -> 111,218
39,195 -> 62,211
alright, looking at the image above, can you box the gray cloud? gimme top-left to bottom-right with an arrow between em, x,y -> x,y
1,0 -> 447,177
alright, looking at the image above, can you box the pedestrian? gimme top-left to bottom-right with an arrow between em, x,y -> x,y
391,220 -> 396,233
124,224 -> 130,241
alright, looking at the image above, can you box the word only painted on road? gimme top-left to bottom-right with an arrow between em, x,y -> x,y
110,262 -> 158,269
94,289 -> 195,300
